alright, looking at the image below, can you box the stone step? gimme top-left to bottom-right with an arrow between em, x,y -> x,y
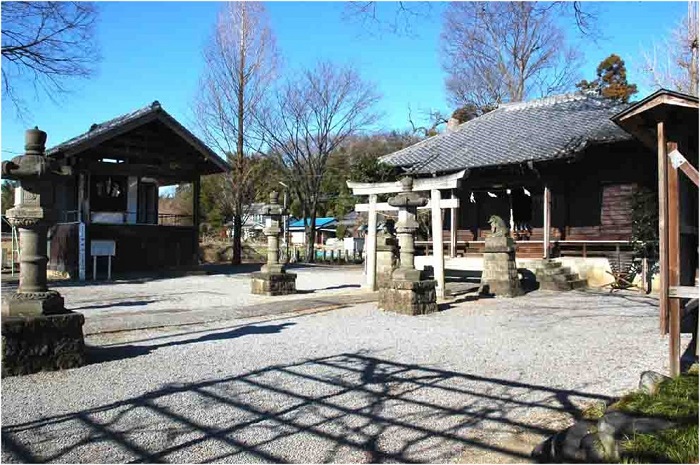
539,279 -> 588,291
540,260 -> 562,269
536,267 -> 572,277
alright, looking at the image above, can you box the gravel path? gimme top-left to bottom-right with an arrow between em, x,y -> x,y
2,288 -> 683,463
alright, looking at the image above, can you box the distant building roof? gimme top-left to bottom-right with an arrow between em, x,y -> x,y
288,217 -> 337,230
45,100 -> 230,175
380,93 -> 634,175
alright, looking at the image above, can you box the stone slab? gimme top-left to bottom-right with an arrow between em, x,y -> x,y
251,272 -> 297,296
378,279 -> 438,315
2,290 -> 65,317
2,311 -> 86,377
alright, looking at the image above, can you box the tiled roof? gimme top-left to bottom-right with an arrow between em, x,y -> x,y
45,101 -> 230,173
380,93 -> 634,174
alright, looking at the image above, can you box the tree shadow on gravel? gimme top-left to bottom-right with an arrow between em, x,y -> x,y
87,323 -> 295,364
2,352 -> 614,463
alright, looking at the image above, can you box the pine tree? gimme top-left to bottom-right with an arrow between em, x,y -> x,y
576,54 -> 638,103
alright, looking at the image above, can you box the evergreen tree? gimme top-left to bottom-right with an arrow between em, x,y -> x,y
576,54 -> 638,102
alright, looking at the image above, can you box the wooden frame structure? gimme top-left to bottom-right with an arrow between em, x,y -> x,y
347,170 -> 466,297
44,101 -> 229,277
612,89 -> 699,376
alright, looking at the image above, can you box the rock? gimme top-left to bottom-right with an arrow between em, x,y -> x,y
639,370 -> 670,395
560,420 -> 595,461
580,433 -> 607,462
531,420 -> 594,463
598,411 -> 677,439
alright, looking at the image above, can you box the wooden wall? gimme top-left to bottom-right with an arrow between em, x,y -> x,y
48,223 -> 79,275
452,139 -> 656,243
88,224 -> 197,274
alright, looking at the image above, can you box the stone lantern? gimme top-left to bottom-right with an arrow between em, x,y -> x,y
377,177 -> 438,315
251,191 -> 297,295
1,128 -> 85,376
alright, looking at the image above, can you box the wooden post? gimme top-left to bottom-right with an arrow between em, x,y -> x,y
450,190 -> 457,258
667,141 -> 681,376
93,255 -> 97,281
107,255 -> 112,281
431,189 -> 445,299
193,176 -> 201,265
366,194 -> 378,291
657,121 -> 669,336
543,186 -> 551,259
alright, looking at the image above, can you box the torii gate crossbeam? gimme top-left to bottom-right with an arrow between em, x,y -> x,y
347,170 -> 467,298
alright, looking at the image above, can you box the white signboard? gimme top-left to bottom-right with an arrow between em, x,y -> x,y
91,240 -> 116,257
78,222 -> 86,281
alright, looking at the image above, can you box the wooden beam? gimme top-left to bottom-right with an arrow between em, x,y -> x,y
366,194 -> 378,291
347,170 -> 467,195
657,121 -> 669,336
668,148 -> 700,187
667,141 -> 681,377
669,286 -> 700,299
543,186 -> 551,259
431,189 -> 445,299
193,176 -> 201,265
450,190 -> 457,258
354,198 -> 459,212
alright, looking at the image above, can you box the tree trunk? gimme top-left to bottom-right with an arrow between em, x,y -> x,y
232,213 -> 243,265
305,213 -> 316,263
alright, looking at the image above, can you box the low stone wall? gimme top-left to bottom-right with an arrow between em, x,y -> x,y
2,311 -> 86,377
416,255 -> 660,291
378,280 -> 438,315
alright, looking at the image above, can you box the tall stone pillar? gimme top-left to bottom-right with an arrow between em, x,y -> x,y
251,191 -> 297,295
1,128 -> 85,376
378,177 -> 438,315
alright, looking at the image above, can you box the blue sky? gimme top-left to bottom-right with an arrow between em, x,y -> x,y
0,1 -> 691,159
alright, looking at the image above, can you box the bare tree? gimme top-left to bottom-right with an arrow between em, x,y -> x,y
1,2 -> 100,118
258,61 -> 381,262
640,1 -> 698,96
194,1 -> 278,264
345,2 -> 597,37
342,2 -> 434,36
441,2 -> 582,109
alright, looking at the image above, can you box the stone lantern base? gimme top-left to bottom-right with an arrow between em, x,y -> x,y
1,311 -> 86,377
479,236 -> 524,298
378,279 -> 438,315
251,271 -> 297,296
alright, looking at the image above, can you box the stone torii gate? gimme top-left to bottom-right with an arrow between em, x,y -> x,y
347,170 -> 466,298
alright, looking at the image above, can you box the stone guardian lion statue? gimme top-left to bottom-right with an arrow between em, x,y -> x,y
488,215 -> 508,237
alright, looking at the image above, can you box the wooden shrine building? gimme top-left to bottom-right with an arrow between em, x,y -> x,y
380,93 -> 661,261
45,101 -> 229,278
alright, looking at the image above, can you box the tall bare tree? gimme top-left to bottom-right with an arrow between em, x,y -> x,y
194,1 -> 278,264
441,2 -> 582,109
258,61 -> 381,261
1,2 -> 100,118
641,1 -> 699,96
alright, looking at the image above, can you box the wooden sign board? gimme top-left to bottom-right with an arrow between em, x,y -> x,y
91,240 -> 116,257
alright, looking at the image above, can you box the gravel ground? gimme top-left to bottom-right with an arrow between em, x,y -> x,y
2,287 -> 686,463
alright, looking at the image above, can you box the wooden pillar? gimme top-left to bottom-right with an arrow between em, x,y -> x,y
450,190 -> 457,258
366,194 -> 378,291
193,176 -> 201,265
543,185 -> 551,259
667,141 -> 681,376
431,189 -> 445,299
657,122 -> 669,336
